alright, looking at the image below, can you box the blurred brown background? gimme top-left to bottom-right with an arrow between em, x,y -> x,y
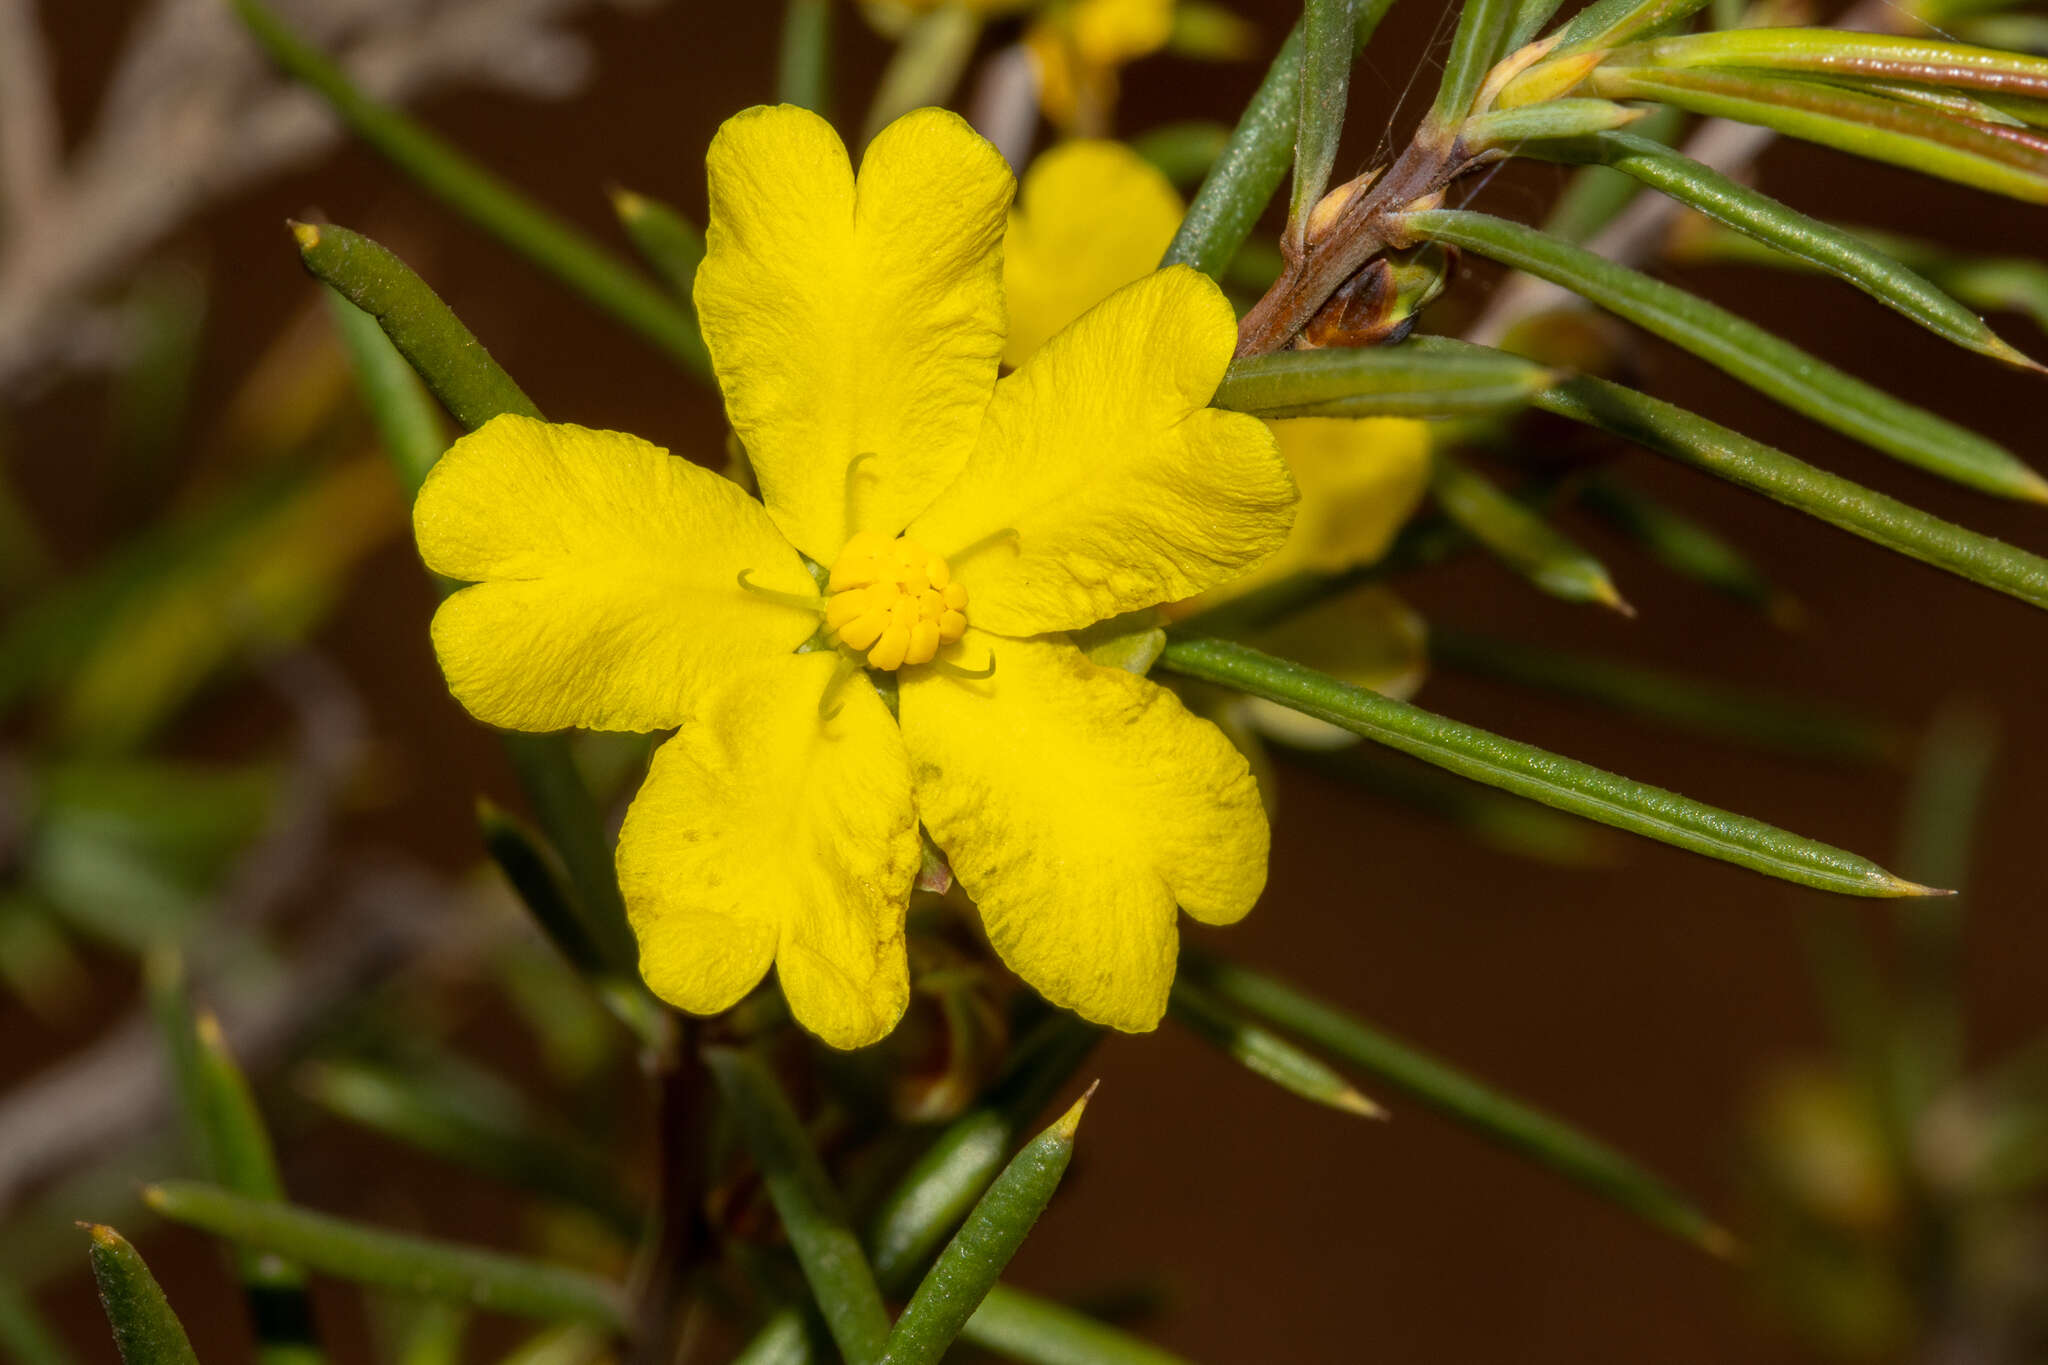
7,0 -> 2048,1361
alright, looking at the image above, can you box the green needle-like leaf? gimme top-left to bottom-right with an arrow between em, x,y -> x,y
1164,1 -> 1399,276
1612,27 -> 2048,97
1157,635 -> 1940,897
146,951 -> 323,1365
960,1285 -> 1192,1365
1585,66 -> 2048,203
869,1017 -> 1100,1286
1430,0 -> 1522,130
1545,130 -> 2044,368
1528,369 -> 2048,612
778,0 -> 833,113
706,1047 -> 891,1365
1459,98 -> 1645,149
878,1092 -> 1094,1365
1213,342 -> 1556,418
142,1183 -> 629,1326
1577,474 -> 1795,621
1431,452 -> 1632,612
316,224 -> 639,978
1548,0 -> 1713,56
231,0 -> 709,376
306,222 -> 539,434
1169,979 -> 1384,1116
1402,207 -> 2048,501
1537,105 -> 1684,243
299,1060 -> 641,1235
607,190 -> 706,302
1292,0 -> 1361,247
84,1226 -> 200,1365
1182,955 -> 1736,1256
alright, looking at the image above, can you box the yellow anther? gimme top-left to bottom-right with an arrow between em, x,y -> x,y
825,533 -> 967,670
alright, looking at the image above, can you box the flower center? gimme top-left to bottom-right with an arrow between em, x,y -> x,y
823,531 -> 969,671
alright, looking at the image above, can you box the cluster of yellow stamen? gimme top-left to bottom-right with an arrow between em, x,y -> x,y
824,531 -> 968,670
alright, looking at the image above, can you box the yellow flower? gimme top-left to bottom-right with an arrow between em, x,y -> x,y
1003,139 -> 1433,711
413,107 -> 1296,1047
1027,0 -> 1175,132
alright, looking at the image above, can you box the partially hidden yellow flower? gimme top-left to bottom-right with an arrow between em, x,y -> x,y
1004,139 -> 1434,715
413,107 -> 1296,1047
1027,0 -> 1175,132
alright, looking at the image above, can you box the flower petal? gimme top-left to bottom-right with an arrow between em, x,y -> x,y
415,414 -> 816,733
910,267 -> 1296,637
1003,141 -> 1182,367
695,104 -> 1012,563
618,654 -> 918,1049
900,632 -> 1267,1032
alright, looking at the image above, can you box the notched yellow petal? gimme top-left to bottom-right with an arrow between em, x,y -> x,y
414,414 -> 815,733
619,654 -> 917,1050
900,633 -> 1267,1033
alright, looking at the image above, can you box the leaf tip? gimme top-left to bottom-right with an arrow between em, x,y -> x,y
608,185 -> 646,220
139,1184 -> 170,1214
1697,1223 -> 1743,1261
79,1222 -> 123,1250
1053,1080 -> 1100,1140
1888,876 -> 1956,899
288,219 -> 321,253
1984,332 -> 2048,380
1335,1087 -> 1389,1120
1594,580 -> 1637,618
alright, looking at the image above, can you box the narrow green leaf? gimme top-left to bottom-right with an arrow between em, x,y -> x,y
1459,97 -> 1645,149
878,1093 -> 1094,1365
477,800 -> 606,975
319,247 -> 638,980
778,0 -> 833,113
145,952 -> 323,1365
1182,956 -> 1736,1256
1528,368 -> 2048,612
302,222 -> 539,433
324,288 -> 447,496
1549,0 -> 1713,55
1428,0 -> 1522,129
1156,635 -> 1940,897
1542,102 -> 1683,245
1402,207 -> 2048,501
1292,0 -> 1361,246
1667,217 -> 2048,342
1549,130 -> 2044,368
1163,1 -> 1399,275
1586,66 -> 2048,202
1507,0 -> 1568,50
958,1286 -> 1193,1365
1169,980 -> 1384,1116
1213,341 -> 1556,418
1431,628 -> 1900,762
298,1059 -> 641,1234
1431,452 -> 1632,611
1577,473 -> 1796,621
864,7 -> 980,143
84,1226 -> 200,1365
606,189 -> 706,301
705,1047 -> 891,1365
869,1017 -> 1100,1286
231,0 -> 709,375
1613,27 -> 2048,99
0,1278 -> 77,1365
142,1183 -> 629,1326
